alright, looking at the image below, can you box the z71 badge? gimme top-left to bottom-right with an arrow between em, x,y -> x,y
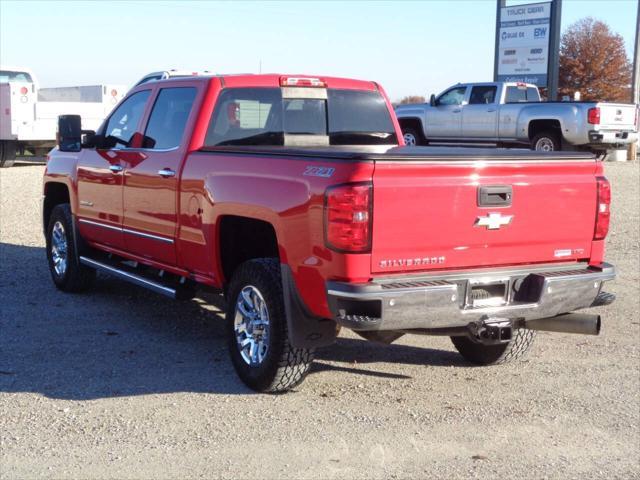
303,166 -> 335,178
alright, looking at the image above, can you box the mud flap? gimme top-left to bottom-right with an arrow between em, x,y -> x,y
280,264 -> 338,349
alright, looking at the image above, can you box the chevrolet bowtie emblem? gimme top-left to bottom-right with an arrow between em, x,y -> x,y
475,213 -> 513,230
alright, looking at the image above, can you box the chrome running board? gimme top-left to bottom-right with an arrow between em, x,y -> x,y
79,256 -> 177,299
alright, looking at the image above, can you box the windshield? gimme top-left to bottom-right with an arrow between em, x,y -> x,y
204,87 -> 397,147
0,70 -> 33,83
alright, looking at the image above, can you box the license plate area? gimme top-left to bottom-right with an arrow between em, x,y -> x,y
466,279 -> 509,308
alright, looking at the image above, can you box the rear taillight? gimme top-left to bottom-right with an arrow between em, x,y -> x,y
594,176 -> 611,240
588,107 -> 600,125
20,86 -> 28,95
324,182 -> 372,253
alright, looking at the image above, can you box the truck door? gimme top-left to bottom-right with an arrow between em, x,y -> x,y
462,85 -> 498,139
425,86 -> 466,138
121,84 -> 198,266
76,90 -> 151,249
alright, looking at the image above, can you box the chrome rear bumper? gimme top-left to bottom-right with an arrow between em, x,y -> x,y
326,263 -> 616,331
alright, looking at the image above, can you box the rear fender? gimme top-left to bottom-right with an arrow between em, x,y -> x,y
518,105 -> 585,144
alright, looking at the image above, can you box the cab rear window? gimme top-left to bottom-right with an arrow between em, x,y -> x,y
505,86 -> 541,103
204,87 -> 397,147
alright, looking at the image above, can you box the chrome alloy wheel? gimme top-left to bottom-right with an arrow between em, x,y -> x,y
234,285 -> 270,366
535,137 -> 555,151
51,221 -> 68,276
403,132 -> 417,146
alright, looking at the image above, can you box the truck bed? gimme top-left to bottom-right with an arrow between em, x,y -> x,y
199,144 -> 599,274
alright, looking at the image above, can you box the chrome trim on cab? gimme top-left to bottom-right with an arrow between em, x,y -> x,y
122,228 -> 174,244
78,218 -> 174,244
78,218 -> 122,232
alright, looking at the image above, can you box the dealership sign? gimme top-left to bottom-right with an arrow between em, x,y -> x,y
496,2 -> 551,87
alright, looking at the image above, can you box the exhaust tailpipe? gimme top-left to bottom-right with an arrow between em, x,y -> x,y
526,313 -> 601,336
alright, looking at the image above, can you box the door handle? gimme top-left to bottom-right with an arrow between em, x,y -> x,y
109,165 -> 123,173
452,109 -> 461,113
158,168 -> 176,178
487,108 -> 497,112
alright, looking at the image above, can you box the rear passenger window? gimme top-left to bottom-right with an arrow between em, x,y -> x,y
143,87 -> 196,149
469,86 -> 497,105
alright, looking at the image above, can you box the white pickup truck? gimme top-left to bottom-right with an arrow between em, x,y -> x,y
395,82 -> 638,152
0,66 -> 126,167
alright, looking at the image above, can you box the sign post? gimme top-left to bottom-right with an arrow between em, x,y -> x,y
547,0 -> 562,100
493,0 -> 507,83
633,0 -> 640,105
629,0 -> 639,160
494,0 -> 561,98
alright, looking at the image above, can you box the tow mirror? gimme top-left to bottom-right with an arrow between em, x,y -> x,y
57,115 -> 82,152
429,94 -> 437,107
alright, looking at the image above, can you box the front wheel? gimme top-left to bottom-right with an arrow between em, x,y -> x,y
531,131 -> 561,152
46,204 -> 96,292
450,329 -> 536,365
225,258 -> 314,392
402,127 -> 425,147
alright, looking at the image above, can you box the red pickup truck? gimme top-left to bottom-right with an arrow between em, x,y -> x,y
43,74 -> 616,392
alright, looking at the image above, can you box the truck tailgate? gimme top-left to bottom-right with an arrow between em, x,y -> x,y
370,150 -> 598,274
598,103 -> 637,130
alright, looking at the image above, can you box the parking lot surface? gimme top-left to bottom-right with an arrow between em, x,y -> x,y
1,161 -> 638,479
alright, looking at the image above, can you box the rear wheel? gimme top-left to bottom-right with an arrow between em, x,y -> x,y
226,258 -> 314,392
46,204 -> 96,292
450,329 -> 536,365
531,131 -> 561,152
0,141 -> 17,168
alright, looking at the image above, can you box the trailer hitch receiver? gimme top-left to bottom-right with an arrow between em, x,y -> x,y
468,318 -> 513,345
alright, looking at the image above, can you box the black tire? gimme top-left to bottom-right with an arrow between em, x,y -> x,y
46,204 -> 96,292
531,131 -> 561,152
451,329 -> 536,365
225,258 -> 314,392
0,141 -> 17,168
402,127 -> 425,146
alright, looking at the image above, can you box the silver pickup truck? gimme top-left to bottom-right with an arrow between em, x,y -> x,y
395,82 -> 638,152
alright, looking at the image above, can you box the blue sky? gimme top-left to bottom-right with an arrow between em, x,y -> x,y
0,0 -> 637,100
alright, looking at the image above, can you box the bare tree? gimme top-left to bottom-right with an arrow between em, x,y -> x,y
559,17 -> 632,102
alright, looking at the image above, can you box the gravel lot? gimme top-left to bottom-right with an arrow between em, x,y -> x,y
1,161 -> 638,479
